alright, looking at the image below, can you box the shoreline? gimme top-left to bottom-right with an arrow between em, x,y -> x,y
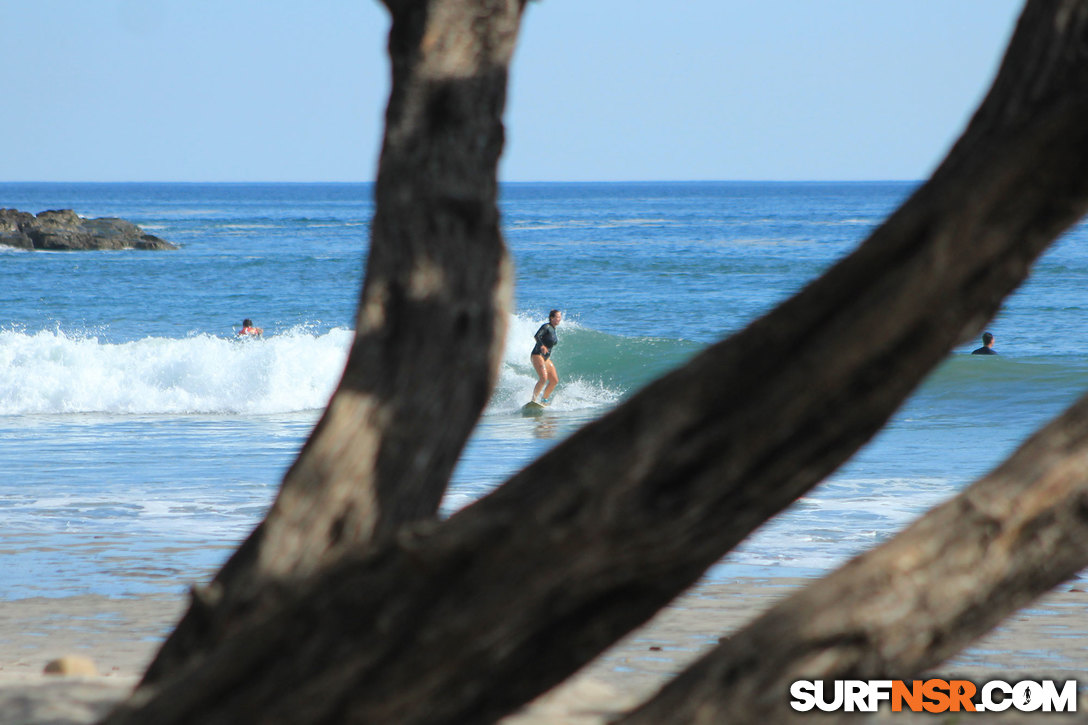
3,577 -> 1088,723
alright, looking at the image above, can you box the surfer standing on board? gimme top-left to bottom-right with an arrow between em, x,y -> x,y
531,309 -> 562,405
237,318 -> 263,338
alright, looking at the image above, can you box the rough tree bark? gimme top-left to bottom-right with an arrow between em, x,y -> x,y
142,0 -> 523,684
612,10 -> 1088,722
109,1 -> 1088,723
622,389 -> 1088,724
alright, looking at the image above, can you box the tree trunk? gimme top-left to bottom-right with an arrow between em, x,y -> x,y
622,389 -> 1088,724
141,0 -> 523,685
104,2 -> 1088,722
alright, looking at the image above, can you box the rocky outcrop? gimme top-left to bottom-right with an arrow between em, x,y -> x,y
0,208 -> 177,251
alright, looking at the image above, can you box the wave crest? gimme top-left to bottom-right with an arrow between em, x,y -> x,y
0,327 -> 352,415
0,316 -> 701,417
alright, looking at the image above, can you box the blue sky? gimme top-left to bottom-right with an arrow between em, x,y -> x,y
1,1 -> 1023,182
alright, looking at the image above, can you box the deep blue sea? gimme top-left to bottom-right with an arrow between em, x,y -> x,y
3,181 -> 1088,598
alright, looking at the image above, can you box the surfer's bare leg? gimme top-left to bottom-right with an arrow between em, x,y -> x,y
531,354 -> 548,402
542,360 -> 558,401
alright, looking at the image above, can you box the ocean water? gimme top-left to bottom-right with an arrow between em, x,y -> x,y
2,181 -> 1088,598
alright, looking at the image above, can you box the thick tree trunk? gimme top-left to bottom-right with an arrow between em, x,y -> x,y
141,0 -> 522,685
106,2 -> 1088,723
622,390 -> 1088,724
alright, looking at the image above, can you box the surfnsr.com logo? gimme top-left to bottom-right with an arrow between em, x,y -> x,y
790,679 -> 1078,713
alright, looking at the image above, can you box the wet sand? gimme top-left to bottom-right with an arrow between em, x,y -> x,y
2,578 -> 1087,724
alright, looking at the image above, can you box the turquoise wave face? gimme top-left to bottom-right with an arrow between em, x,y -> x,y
551,324 -> 704,392
492,314 -> 704,414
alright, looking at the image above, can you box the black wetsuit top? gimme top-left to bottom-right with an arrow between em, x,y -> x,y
971,347 -> 997,355
532,323 -> 558,360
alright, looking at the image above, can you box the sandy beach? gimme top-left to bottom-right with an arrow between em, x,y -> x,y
3,576 -> 1087,724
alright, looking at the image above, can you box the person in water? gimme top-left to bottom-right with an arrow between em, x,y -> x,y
238,318 -> 263,337
971,331 -> 997,355
531,309 -> 562,404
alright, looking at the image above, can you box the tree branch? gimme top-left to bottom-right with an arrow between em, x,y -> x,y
109,2 -> 1088,722
141,0 -> 523,684
622,390 -> 1088,724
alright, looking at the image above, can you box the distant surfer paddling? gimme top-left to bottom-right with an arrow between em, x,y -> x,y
237,318 -> 263,338
971,331 -> 997,355
530,309 -> 562,405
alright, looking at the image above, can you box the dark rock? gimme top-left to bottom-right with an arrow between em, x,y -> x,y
0,208 -> 35,250
0,208 -> 177,251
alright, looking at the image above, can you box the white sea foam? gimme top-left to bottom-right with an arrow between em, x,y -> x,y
0,315 -> 623,418
0,327 -> 353,415
713,475 -> 962,577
